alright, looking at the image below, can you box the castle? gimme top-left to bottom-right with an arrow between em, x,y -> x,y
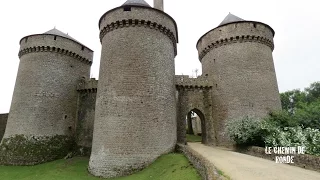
0,0 -> 281,178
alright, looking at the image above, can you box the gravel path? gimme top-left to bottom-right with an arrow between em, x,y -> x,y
188,142 -> 320,180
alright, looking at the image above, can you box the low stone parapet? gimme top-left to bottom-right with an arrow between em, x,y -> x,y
234,145 -> 320,173
176,143 -> 228,180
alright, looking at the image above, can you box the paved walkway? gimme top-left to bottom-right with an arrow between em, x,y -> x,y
188,142 -> 320,180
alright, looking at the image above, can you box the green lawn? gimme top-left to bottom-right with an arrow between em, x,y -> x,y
186,134 -> 202,142
0,153 -> 201,180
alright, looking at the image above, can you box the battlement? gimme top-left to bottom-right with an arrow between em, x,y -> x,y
99,5 -> 178,57
99,19 -> 177,56
18,46 -> 92,65
77,78 -> 98,92
19,34 -> 93,63
198,35 -> 274,61
175,75 -> 213,90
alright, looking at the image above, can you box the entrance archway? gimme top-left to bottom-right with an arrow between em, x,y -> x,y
185,108 -> 206,144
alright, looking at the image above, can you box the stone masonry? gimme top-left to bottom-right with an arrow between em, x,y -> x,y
88,1 -> 178,178
0,114 -> 8,141
0,0 -> 281,178
0,29 -> 93,165
197,13 -> 281,145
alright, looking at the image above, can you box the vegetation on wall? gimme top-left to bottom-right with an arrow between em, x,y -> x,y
225,81 -> 320,156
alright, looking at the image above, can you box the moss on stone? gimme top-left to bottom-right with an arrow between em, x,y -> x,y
0,134 -> 75,165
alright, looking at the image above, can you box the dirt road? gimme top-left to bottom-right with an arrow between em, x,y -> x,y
188,143 -> 320,180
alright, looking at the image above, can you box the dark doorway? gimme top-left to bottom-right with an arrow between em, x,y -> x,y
185,109 -> 206,144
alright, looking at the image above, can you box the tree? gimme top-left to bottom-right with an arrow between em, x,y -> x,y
305,82 -> 320,103
280,89 -> 307,114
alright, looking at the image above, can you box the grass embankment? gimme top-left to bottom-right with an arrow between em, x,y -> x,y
0,153 -> 201,180
186,134 -> 202,142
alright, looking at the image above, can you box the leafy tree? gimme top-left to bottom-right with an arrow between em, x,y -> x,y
294,100 -> 320,129
280,89 -> 307,114
267,111 -> 299,127
305,82 -> 320,103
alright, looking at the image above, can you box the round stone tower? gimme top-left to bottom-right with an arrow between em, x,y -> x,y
89,0 -> 178,178
197,13 -> 281,145
0,28 -> 93,165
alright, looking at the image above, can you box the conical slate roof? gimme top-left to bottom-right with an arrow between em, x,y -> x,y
44,28 -> 78,42
219,13 -> 245,26
42,28 -> 92,51
122,0 -> 151,7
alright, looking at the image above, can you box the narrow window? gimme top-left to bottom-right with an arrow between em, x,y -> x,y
25,37 -> 28,43
253,23 -> 257,28
54,36 -> 57,40
124,6 -> 131,11
81,46 -> 84,51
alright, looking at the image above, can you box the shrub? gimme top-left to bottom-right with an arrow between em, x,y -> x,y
225,116 -> 265,146
264,126 -> 320,156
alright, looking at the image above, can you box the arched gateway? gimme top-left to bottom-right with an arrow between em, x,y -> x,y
176,75 -> 217,145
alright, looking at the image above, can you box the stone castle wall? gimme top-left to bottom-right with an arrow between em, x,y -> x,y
176,76 -> 216,145
0,114 -> 8,141
89,6 -> 178,178
76,78 -> 98,156
0,34 -> 93,165
197,22 -> 282,145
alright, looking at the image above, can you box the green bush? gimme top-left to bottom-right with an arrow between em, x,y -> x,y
225,116 -> 320,156
264,126 -> 320,156
225,116 -> 265,146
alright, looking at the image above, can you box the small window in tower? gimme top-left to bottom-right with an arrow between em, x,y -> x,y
54,36 -> 57,40
64,115 -> 68,119
216,84 -> 218,88
214,59 -> 216,63
81,46 -> 84,51
253,23 -> 257,28
124,6 -> 131,11
25,38 -> 28,43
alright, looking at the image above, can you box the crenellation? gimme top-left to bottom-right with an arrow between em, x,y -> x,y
198,35 -> 274,61
77,78 -> 98,92
18,46 -> 92,65
99,19 -> 177,55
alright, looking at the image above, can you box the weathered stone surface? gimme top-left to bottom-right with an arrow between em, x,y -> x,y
176,76 -> 216,146
76,78 -> 97,156
88,5 -> 178,178
1,29 -> 93,164
0,135 -> 75,165
0,114 -> 8,141
196,19 -> 281,145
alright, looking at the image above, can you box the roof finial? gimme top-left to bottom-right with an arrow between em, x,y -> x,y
54,26 -> 56,29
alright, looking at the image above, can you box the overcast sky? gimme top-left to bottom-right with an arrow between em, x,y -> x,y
0,0 -> 319,113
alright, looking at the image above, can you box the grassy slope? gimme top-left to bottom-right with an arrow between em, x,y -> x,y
186,134 -> 202,142
0,153 -> 201,180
